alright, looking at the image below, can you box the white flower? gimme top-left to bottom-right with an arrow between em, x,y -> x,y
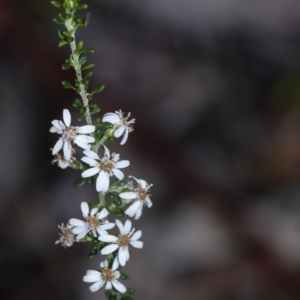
55,223 -> 75,248
50,109 -> 95,161
83,260 -> 126,293
81,146 -> 130,192
51,148 -> 75,169
102,110 -> 135,145
120,176 -> 153,220
69,202 -> 115,240
98,219 -> 143,266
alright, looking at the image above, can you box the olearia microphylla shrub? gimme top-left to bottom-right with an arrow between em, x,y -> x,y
50,1 -> 153,299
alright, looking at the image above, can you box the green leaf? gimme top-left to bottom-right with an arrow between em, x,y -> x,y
79,56 -> 87,65
105,291 -> 113,298
121,296 -> 133,300
62,63 -> 70,70
93,118 -> 101,126
73,98 -> 82,108
79,107 -> 86,114
91,107 -> 100,115
58,40 -> 68,47
82,63 -> 95,70
88,249 -> 97,258
87,176 -> 94,184
77,115 -> 84,122
92,84 -> 105,95
61,80 -> 74,89
50,1 -> 61,8
126,288 -> 135,295
119,271 -> 130,280
77,41 -> 84,51
85,47 -> 95,54
84,72 -> 93,79
76,3 -> 88,10
52,17 -> 63,24
112,209 -> 123,218
74,178 -> 86,187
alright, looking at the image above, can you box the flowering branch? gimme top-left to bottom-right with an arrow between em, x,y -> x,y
50,1 -> 153,299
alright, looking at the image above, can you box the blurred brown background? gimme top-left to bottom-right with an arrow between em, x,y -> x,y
1,0 -> 300,299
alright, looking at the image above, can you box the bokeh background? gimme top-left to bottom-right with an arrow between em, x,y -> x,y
1,0 -> 300,299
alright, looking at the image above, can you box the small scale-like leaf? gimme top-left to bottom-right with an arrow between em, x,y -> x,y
88,249 -> 97,258
77,41 -> 84,51
77,115 -> 84,122
85,47 -> 95,54
92,84 -> 105,95
79,56 -> 87,65
50,1 -> 61,8
52,17 -> 62,24
76,3 -> 88,10
58,40 -> 68,47
119,272 -> 130,280
91,107 -> 100,115
126,288 -> 135,295
84,72 -> 93,79
74,178 -> 86,187
81,63 -> 94,70
79,107 -> 87,114
62,63 -> 70,70
61,80 -> 74,89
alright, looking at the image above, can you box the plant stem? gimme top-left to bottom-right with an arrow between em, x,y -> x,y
65,17 -> 93,127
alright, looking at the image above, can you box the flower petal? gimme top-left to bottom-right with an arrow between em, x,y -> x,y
52,139 -> 63,155
105,282 -> 112,290
101,244 -> 119,255
77,125 -> 95,134
81,202 -> 89,216
96,171 -> 109,192
63,141 -> 72,161
75,135 -> 95,143
100,222 -> 115,230
131,230 -> 142,241
81,156 -> 98,166
102,113 -> 120,124
81,167 -> 100,178
90,207 -> 98,216
72,226 -> 88,234
112,280 -> 126,293
112,168 -> 124,180
119,191 -> 136,200
118,247 -> 128,266
120,128 -> 129,145
115,160 -> 130,169
124,219 -> 132,233
135,209 -> 142,220
112,257 -> 119,271
130,240 -> 143,248
83,273 -> 101,282
89,280 -> 104,292
83,149 -> 100,160
63,109 -> 71,127
98,235 -> 118,243
115,220 -> 124,232
114,126 -> 126,138
74,140 -> 91,150
69,218 -> 85,227
98,208 -> 109,219
125,201 -> 140,217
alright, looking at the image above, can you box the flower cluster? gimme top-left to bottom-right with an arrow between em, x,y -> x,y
51,2 -> 152,298
52,109 -> 152,296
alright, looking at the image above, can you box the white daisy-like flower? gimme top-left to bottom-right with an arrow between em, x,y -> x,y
102,110 -> 135,145
99,219 -> 143,267
69,202 -> 115,240
50,109 -> 95,161
83,260 -> 126,293
119,176 -> 153,220
51,148 -> 75,169
55,223 -> 75,248
81,146 -> 130,192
